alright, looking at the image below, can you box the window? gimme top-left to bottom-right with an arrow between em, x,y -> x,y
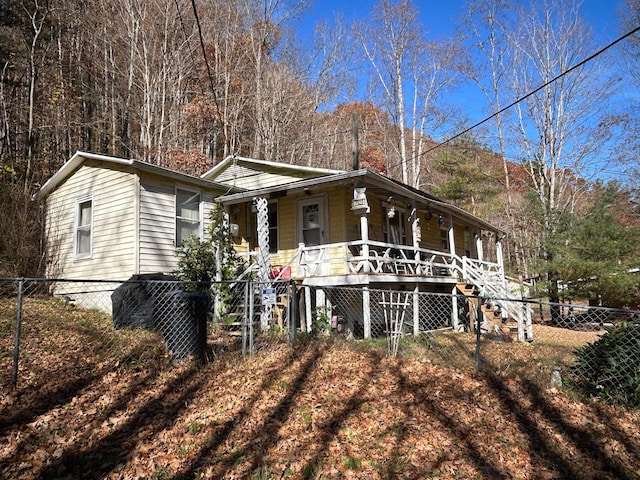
383,206 -> 407,245
301,202 -> 321,246
268,201 -> 278,253
74,195 -> 93,258
440,228 -> 449,251
176,188 -> 202,246
464,230 -> 472,257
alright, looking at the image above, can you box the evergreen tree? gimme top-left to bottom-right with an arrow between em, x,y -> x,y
552,182 -> 640,308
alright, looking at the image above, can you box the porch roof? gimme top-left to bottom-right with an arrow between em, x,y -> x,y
215,168 -> 503,234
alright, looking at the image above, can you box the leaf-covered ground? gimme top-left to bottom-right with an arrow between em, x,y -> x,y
1,299 -> 639,479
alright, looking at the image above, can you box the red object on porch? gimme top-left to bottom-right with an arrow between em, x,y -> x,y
272,265 -> 291,280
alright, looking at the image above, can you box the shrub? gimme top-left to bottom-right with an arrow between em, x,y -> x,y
175,205 -> 248,319
570,321 -> 640,407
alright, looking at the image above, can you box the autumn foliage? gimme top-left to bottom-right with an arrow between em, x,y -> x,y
1,298 -> 639,479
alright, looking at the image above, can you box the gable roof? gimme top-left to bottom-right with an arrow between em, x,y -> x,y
33,151 -> 240,201
200,155 -> 344,190
215,167 -> 503,233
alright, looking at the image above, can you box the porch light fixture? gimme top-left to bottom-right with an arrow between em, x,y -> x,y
387,205 -> 396,218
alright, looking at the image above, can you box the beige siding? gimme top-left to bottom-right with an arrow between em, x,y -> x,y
45,164 -> 136,279
214,164 -> 323,190
420,215 -> 443,250
138,175 -> 218,275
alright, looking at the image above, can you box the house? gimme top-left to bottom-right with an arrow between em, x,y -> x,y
33,151 -> 240,280
34,151 -> 532,341
206,156 -> 533,341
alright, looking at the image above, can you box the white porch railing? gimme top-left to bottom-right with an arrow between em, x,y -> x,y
295,240 -> 533,342
298,240 -> 458,277
457,256 -> 533,342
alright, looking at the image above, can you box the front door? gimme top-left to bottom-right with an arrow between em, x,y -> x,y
298,196 -> 328,275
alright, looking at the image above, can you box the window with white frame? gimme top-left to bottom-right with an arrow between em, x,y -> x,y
175,188 -> 202,246
74,195 -> 93,258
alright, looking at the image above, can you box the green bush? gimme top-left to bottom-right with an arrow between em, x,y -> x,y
570,321 -> 640,407
175,205 -> 246,284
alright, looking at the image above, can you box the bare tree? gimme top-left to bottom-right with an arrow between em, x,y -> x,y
507,0 -> 619,300
461,0 -> 537,278
619,0 -> 640,181
23,0 -> 50,192
358,0 -> 459,187
239,0 -> 308,160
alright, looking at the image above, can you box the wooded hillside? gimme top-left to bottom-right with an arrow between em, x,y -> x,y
1,0 -> 639,306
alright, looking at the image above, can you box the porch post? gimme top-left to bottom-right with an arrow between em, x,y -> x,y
449,214 -> 460,330
410,203 -> 420,335
304,286 -> 312,332
451,285 -> 460,331
448,213 -> 456,258
413,285 -> 419,336
360,213 -> 370,273
496,236 -> 504,273
352,185 -> 370,273
255,197 -> 272,330
363,286 -> 371,338
475,232 -> 483,263
410,203 -> 420,273
496,237 -> 508,321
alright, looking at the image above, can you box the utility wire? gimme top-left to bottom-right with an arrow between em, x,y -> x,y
174,0 -> 206,97
393,24 -> 640,169
190,0 -> 223,122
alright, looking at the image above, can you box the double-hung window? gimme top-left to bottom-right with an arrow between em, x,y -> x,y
74,194 -> 93,258
176,188 -> 202,246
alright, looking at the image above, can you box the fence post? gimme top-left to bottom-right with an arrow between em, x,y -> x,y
11,278 -> 25,387
248,281 -> 255,355
288,280 -> 297,345
242,281 -> 249,356
475,296 -> 484,373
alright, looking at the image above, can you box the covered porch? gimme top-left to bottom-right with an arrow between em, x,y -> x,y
215,168 -> 530,340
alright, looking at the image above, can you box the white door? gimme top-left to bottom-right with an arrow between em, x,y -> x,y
298,196 -> 328,275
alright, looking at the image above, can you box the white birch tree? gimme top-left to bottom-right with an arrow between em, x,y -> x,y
507,0 -> 619,301
358,0 -> 459,188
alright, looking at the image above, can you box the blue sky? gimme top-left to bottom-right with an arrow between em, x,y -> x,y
296,1 -> 633,179
300,0 -> 625,40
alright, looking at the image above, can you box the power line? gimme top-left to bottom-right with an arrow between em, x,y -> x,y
173,0 -> 206,97
390,24 -> 640,172
190,0 -> 222,121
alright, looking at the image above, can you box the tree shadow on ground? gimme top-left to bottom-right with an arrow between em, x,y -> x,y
36,363 -> 202,479
484,371 -> 639,479
171,342 -> 323,479
0,368 -> 99,434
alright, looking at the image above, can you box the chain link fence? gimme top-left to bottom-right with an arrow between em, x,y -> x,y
0,277 -> 296,388
2,277 -> 639,405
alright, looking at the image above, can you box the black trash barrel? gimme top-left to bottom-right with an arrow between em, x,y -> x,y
160,290 -> 209,359
111,273 -> 178,330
